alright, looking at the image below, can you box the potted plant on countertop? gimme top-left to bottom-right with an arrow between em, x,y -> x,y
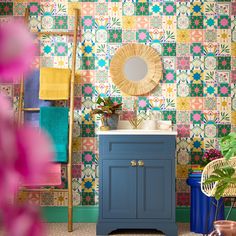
202,132 -> 236,236
90,96 -> 122,131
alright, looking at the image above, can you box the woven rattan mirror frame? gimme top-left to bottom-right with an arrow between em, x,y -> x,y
110,44 -> 162,96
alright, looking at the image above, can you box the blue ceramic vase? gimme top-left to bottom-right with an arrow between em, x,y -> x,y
106,114 -> 119,130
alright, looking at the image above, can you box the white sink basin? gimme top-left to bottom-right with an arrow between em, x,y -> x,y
97,129 -> 177,135
97,120 -> 177,135
117,120 -> 173,131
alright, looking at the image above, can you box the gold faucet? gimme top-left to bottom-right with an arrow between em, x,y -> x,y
128,100 -> 143,129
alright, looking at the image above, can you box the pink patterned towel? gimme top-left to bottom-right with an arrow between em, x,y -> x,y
23,163 -> 61,186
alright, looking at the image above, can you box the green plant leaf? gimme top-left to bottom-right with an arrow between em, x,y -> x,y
213,169 -> 226,177
203,166 -> 236,199
224,166 -> 235,176
219,132 -> 236,160
204,175 -> 222,184
91,96 -> 122,117
103,97 -> 113,106
97,96 -> 104,105
214,182 -> 228,200
90,109 -> 104,115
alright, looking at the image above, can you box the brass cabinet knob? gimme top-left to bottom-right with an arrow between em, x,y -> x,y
130,160 -> 137,167
138,160 -> 144,167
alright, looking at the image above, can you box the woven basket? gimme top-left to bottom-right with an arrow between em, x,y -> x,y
200,156 -> 236,197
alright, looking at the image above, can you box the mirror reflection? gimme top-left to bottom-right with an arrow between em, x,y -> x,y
124,56 -> 148,81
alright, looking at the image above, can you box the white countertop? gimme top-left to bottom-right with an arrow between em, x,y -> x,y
97,129 -> 177,135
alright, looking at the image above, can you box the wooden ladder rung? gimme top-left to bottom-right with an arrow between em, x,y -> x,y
36,31 -> 74,36
23,108 -> 40,111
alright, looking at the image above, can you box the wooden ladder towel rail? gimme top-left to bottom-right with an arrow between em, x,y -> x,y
18,7 -> 80,233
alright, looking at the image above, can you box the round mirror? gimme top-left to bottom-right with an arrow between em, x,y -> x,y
124,56 -> 148,81
110,43 -> 162,96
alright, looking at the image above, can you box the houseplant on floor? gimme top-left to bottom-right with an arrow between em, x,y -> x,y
202,132 -> 236,236
90,96 -> 122,130
187,148 -> 224,234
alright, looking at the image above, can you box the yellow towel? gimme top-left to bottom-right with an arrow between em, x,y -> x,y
39,67 -> 71,100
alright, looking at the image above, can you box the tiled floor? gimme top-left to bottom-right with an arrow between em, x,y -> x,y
44,223 -> 202,236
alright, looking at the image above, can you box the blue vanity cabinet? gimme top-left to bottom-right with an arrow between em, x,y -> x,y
97,134 -> 178,236
137,159 -> 172,219
103,160 -> 137,219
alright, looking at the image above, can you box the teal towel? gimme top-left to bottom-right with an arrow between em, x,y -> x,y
40,107 -> 69,163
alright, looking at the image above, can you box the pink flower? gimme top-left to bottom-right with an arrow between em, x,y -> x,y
3,204 -> 46,236
0,101 -> 54,206
202,149 -> 223,166
15,125 -> 54,185
0,95 -> 53,204
0,19 -> 36,82
0,93 -> 13,119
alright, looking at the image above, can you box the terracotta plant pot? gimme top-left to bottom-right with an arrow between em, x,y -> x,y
210,220 -> 236,236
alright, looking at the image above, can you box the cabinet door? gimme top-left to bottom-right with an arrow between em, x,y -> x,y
137,160 -> 172,219
103,160 -> 137,219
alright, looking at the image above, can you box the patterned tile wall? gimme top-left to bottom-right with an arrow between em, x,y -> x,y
1,0 -> 236,207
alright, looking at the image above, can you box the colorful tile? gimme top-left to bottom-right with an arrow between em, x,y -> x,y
82,151 -> 97,164
55,16 -> 68,29
218,15 -> 231,29
55,42 -> 68,56
190,83 -> 203,97
163,43 -> 176,56
136,2 -> 149,16
163,2 -> 176,16
218,124 -> 231,137
109,29 -> 122,43
136,29 -> 149,43
82,192 -> 95,205
217,56 -> 231,70
0,2 -> 13,15
82,177 -> 95,193
3,0 -> 236,209
176,193 -> 190,206
191,111 -> 203,125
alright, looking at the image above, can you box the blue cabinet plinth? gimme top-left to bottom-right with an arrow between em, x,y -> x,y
97,134 -> 178,236
187,174 -> 224,234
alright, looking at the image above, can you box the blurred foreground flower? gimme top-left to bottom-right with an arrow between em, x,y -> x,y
0,19 -> 36,82
0,94 -> 53,236
3,204 -> 46,236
